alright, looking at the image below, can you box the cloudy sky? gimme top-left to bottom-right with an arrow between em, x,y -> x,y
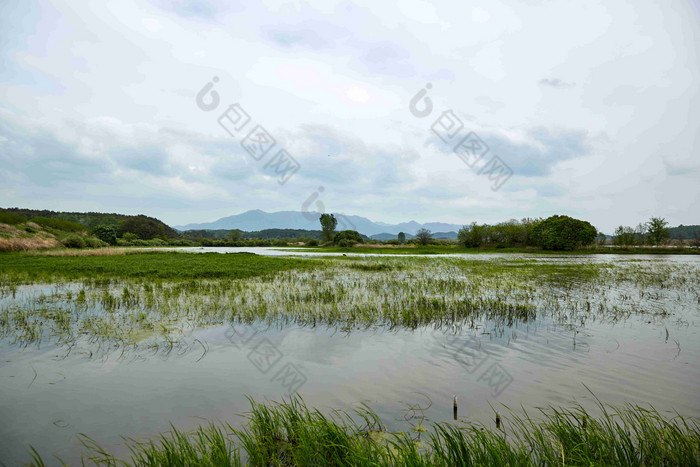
1,0 -> 698,232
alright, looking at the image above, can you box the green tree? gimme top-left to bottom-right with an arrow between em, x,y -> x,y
121,215 -> 167,240
93,225 -> 119,245
398,232 -> 406,244
532,215 -> 597,251
647,217 -> 670,246
458,222 -> 485,248
319,214 -> 337,243
227,229 -> 244,241
333,230 -> 363,246
416,228 -> 432,246
613,226 -> 636,246
596,231 -> 607,246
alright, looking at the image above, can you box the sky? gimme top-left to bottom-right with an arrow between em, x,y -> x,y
1,0 -> 699,233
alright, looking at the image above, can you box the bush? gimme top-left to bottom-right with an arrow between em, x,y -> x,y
385,239 -> 399,245
31,217 -> 86,232
93,225 -> 119,245
0,211 -> 28,225
307,239 -> 319,247
145,238 -> 167,247
84,237 -> 108,248
63,235 -> 86,249
333,230 -> 363,246
532,215 -> 597,251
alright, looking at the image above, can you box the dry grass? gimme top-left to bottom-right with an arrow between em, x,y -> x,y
25,247 -> 149,256
0,237 -> 60,251
0,223 -> 61,252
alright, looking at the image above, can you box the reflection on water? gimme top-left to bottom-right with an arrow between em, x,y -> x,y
0,254 -> 699,464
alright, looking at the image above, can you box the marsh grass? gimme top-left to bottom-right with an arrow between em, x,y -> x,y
30,397 -> 700,466
1,254 -> 698,356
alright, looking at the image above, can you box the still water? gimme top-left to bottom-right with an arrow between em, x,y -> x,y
0,252 -> 698,465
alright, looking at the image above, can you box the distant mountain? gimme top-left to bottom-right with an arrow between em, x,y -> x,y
175,210 -> 464,237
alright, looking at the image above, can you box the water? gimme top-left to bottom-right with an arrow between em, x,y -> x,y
1,253 -> 699,465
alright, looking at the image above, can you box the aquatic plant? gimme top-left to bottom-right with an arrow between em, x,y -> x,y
29,397 -> 700,466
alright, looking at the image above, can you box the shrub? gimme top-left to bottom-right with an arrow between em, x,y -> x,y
0,211 -> 28,225
62,235 -> 86,249
532,215 -> 597,251
84,237 -> 108,248
385,239 -> 399,245
307,239 -> 319,247
333,230 -> 363,246
146,238 -> 167,247
93,224 -> 119,245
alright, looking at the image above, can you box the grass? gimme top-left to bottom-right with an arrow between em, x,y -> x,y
29,396 -> 700,466
0,250 -> 317,280
285,245 -> 700,255
1,253 -> 697,355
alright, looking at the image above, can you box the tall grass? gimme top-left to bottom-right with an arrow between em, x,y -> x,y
29,397 -> 700,466
1,254 -> 697,355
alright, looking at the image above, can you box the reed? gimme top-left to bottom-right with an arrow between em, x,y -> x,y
1,254 -> 697,357
28,397 -> 700,466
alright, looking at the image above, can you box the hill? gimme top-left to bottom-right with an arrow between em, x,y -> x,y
669,225 -> 700,240
3,208 -> 178,239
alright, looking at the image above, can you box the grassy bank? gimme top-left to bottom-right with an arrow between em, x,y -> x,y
32,397 -> 700,466
284,245 -> 700,255
0,250 -> 316,280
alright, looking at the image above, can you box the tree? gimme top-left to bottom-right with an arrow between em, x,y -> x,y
647,217 -> 670,246
596,231 -> 607,246
319,214 -> 337,243
692,230 -> 700,248
226,229 -> 244,241
398,232 -> 406,244
613,226 -> 636,247
458,222 -> 484,248
93,224 -> 119,245
333,230 -> 363,246
416,228 -> 432,246
532,215 -> 597,251
635,222 -> 649,245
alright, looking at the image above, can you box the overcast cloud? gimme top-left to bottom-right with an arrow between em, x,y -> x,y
1,0 -> 699,232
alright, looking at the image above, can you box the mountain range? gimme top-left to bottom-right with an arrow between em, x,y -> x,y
174,210 -> 463,237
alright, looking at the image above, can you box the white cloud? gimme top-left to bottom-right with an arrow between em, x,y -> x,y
0,0 -> 698,232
